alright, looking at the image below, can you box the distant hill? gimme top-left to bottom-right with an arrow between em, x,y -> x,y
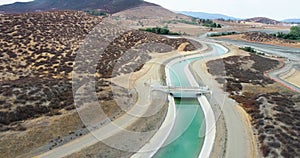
281,19 -> 300,24
178,11 -> 240,20
114,5 -> 190,21
0,0 -> 156,14
244,17 -> 281,25
111,5 -> 193,30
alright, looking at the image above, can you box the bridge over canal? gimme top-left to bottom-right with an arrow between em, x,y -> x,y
151,85 -> 211,98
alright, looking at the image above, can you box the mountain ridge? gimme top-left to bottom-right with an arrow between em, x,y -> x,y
281,18 -> 300,23
178,11 -> 240,20
0,0 -> 157,14
244,17 -> 281,25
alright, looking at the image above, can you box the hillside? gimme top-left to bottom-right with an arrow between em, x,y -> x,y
244,17 -> 281,25
0,0 -> 156,14
0,10 -> 198,157
213,32 -> 300,48
114,5 -> 189,20
111,5 -> 210,35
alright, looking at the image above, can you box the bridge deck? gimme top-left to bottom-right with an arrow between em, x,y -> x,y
151,85 -> 211,98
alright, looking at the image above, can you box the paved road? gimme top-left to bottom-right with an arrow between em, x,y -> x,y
190,40 -> 258,158
268,62 -> 300,93
34,53 -> 171,158
214,38 -> 300,60
35,36 -> 297,158
214,38 -> 300,93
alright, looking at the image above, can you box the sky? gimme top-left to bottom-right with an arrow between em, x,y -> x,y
0,0 -> 299,20
145,0 -> 300,20
0,0 -> 33,5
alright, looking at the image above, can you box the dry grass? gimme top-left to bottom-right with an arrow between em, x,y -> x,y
215,34 -> 300,49
66,104 -> 168,158
207,53 -> 300,157
0,10 -> 199,157
0,111 -> 83,158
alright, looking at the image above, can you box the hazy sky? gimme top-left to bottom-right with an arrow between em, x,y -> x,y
145,0 -> 300,20
1,0 -> 299,20
0,0 -> 33,5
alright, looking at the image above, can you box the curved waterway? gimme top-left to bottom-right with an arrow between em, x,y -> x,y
153,43 -> 226,158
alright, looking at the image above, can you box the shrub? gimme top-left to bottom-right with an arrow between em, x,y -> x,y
139,27 -> 180,35
209,31 -> 238,37
239,46 -> 256,53
271,25 -> 300,40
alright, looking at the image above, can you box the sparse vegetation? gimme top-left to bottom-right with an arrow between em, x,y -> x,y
0,0 -> 147,14
0,11 -> 198,157
164,19 -> 199,25
164,18 -> 222,28
84,10 -> 108,17
207,54 -> 300,157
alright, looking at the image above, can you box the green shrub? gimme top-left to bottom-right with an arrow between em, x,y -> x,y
239,47 -> 256,53
209,31 -> 238,37
271,25 -> 300,40
139,27 -> 180,35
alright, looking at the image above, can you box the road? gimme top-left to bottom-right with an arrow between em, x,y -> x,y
268,62 -> 300,93
214,38 -> 300,93
34,51 -> 175,158
189,40 -> 258,158
34,37 -> 278,158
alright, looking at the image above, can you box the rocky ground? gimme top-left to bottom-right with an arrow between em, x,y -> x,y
0,11 -> 197,157
207,53 -> 300,157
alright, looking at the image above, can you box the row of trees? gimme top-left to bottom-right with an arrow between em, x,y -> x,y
139,27 -> 180,35
209,31 -> 238,37
164,18 -> 222,29
239,47 -> 265,56
192,18 -> 222,28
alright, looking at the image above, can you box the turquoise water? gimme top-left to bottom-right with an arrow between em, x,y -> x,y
154,57 -> 205,158
154,44 -> 226,158
154,98 -> 205,158
169,58 -> 200,87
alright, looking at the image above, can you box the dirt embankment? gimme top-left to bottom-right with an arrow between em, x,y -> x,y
207,53 -> 300,157
0,11 -> 197,157
214,32 -> 300,48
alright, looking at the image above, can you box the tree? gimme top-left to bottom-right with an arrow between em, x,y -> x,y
210,23 -> 217,28
290,25 -> 300,38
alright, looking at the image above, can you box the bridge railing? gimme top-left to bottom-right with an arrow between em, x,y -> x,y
150,85 -> 211,96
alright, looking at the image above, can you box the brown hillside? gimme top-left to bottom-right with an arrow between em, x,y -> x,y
244,17 -> 281,25
0,10 -> 196,129
242,32 -> 294,43
0,0 -> 156,14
